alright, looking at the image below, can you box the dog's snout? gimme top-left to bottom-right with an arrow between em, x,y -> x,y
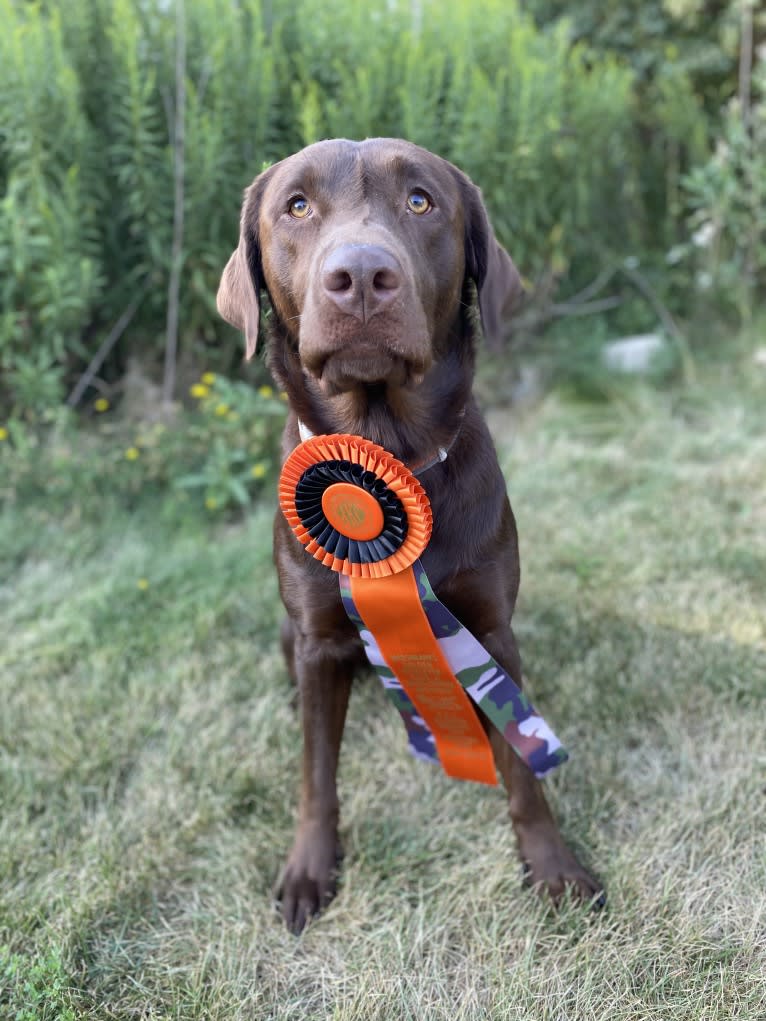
321,244 -> 401,322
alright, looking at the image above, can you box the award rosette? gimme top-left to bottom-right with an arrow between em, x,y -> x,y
279,434 -> 568,784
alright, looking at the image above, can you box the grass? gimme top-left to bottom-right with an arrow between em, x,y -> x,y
1,345 -> 765,1020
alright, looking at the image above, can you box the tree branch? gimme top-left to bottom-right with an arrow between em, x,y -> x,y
67,283 -> 149,408
550,295 -> 623,317
162,0 -> 186,408
621,264 -> 695,383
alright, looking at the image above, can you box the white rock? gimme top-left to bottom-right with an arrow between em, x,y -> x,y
603,334 -> 667,374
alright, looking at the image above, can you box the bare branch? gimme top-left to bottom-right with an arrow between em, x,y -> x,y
162,0 -> 186,408
67,282 -> 149,408
550,295 -> 623,317
621,264 -> 695,383
560,266 -> 619,308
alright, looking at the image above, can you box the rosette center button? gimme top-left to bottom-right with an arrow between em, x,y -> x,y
321,483 -> 385,541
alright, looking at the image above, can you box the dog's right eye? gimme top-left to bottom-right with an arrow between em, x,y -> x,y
406,191 -> 432,215
288,196 -> 311,218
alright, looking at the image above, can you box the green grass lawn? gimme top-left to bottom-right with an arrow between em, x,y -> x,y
1,352 -> 765,1020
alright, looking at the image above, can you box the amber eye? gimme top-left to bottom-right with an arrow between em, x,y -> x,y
406,191 -> 432,214
288,195 -> 311,218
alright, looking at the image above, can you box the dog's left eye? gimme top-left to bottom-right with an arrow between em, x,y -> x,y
406,191 -> 432,215
288,196 -> 311,218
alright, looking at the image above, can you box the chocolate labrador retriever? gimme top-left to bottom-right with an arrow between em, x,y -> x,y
218,138 -> 601,933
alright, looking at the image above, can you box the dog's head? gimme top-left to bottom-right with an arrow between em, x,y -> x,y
218,138 -> 521,396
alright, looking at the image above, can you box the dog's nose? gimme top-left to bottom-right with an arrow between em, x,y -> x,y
322,244 -> 401,322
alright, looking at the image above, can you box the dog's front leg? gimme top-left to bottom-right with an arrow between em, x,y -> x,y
480,627 -> 605,906
275,632 -> 354,934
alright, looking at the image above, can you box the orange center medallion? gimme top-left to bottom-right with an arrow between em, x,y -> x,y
321,483 -> 384,541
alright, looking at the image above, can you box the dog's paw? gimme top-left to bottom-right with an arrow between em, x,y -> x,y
274,826 -> 343,934
519,830 -> 605,910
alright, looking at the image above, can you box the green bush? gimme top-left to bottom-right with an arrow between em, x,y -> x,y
0,0 -> 639,416
174,372 -> 286,512
0,0 -> 750,419
681,58 -> 766,321
0,370 -> 286,519
0,1 -> 102,412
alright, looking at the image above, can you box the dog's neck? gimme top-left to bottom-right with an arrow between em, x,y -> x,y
296,407 -> 465,474
266,315 -> 476,465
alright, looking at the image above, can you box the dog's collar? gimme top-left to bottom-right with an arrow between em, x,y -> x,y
297,411 -> 464,476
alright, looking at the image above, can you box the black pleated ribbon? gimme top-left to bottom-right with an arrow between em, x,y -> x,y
294,460 -> 408,565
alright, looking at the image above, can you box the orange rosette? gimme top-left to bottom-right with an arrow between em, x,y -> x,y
278,434 -> 432,578
279,432 -> 497,785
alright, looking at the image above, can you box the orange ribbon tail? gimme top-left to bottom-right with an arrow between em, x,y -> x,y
350,568 -> 497,785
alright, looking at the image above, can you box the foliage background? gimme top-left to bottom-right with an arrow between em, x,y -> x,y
0,0 -> 764,421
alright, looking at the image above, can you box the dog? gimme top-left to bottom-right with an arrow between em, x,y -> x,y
217,138 -> 601,933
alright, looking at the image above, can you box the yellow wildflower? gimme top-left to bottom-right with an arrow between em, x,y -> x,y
214,402 -> 230,417
258,385 -> 274,399
0,427 -> 7,441
137,578 -> 150,591
190,383 -> 209,399
201,372 -> 216,385
94,398 -> 110,412
251,462 -> 267,480
205,495 -> 219,510
125,446 -> 140,461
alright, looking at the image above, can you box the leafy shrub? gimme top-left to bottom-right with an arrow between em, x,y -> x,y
0,1 -> 102,411
681,57 -> 766,320
174,373 -> 286,512
524,0 -> 734,250
1,0 -> 642,417
0,372 -> 286,519
0,0 -> 756,419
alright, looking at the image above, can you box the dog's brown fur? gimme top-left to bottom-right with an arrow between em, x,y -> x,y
218,138 -> 601,933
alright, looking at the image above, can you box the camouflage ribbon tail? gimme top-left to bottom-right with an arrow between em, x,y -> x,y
339,559 -> 568,779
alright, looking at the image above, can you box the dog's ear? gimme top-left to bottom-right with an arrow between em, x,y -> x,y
457,172 -> 523,349
217,174 -> 270,360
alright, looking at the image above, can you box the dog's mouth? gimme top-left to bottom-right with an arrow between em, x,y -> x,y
309,346 -> 427,396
